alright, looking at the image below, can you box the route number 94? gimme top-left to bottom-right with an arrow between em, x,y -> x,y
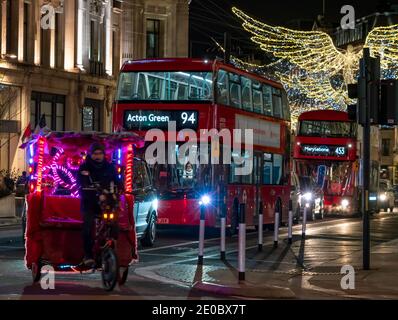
181,112 -> 196,125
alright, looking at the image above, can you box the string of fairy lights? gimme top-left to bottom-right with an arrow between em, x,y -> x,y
229,7 -> 398,120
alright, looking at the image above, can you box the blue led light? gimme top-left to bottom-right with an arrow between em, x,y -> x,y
29,144 -> 34,157
29,158 -> 33,164
118,148 -> 122,159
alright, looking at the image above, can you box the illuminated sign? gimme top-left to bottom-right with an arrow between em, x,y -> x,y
124,110 -> 198,131
300,145 -> 347,157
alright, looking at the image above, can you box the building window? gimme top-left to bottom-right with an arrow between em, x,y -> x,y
55,12 -> 64,68
23,3 -> 30,62
40,28 -> 51,67
6,0 -> 18,56
382,139 -> 391,156
146,19 -> 160,58
31,92 -> 65,131
82,99 -> 101,132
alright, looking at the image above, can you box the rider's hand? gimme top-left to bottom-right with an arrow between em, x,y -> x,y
99,194 -> 106,202
80,170 -> 90,176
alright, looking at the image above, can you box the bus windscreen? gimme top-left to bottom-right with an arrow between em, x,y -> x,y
116,71 -> 213,101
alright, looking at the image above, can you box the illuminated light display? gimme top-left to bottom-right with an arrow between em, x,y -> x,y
125,144 -> 133,193
231,7 -> 398,117
36,137 -> 45,193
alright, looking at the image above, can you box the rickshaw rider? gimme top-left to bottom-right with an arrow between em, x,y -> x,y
77,142 -> 119,267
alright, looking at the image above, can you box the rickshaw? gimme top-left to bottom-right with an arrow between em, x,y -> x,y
22,131 -> 146,291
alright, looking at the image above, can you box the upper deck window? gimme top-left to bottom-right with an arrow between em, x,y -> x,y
299,120 -> 356,138
116,71 -> 212,101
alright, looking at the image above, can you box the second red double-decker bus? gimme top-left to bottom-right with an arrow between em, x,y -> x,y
294,110 -> 367,216
113,58 -> 291,231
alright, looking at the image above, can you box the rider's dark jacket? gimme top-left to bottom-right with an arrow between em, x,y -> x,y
77,156 -> 119,211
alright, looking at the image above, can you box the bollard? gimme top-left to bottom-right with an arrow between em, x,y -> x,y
288,199 -> 293,244
302,204 -> 308,238
273,205 -> 280,248
220,203 -> 226,260
238,203 -> 246,282
258,201 -> 263,251
198,204 -> 206,265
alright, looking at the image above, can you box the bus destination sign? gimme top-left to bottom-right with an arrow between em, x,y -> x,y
300,144 -> 347,157
124,110 -> 198,131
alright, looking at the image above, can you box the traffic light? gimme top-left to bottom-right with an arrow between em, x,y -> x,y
346,56 -> 380,125
379,79 -> 398,125
347,104 -> 357,121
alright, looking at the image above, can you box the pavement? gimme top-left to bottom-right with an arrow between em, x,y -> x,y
132,212 -> 398,299
0,212 -> 398,299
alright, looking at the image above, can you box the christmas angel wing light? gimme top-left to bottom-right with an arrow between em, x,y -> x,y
365,24 -> 398,73
232,7 -> 346,76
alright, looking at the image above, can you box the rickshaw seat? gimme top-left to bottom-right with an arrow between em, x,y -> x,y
41,195 -> 82,229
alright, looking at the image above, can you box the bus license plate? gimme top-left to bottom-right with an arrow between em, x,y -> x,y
158,218 -> 169,224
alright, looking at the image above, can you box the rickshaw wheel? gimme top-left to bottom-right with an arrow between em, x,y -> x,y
101,248 -> 119,292
118,267 -> 129,285
32,262 -> 42,283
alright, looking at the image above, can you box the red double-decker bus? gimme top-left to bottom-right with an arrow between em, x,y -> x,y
113,58 -> 291,230
293,110 -> 362,215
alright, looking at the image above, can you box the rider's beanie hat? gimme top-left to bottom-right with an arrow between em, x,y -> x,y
89,142 -> 105,155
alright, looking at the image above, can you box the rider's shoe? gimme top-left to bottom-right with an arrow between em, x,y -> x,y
82,257 -> 95,268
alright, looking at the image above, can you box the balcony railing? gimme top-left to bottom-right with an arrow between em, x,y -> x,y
89,60 -> 105,77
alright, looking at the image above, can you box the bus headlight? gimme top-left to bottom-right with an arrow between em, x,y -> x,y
341,199 -> 349,208
153,198 -> 158,210
380,194 -> 387,202
199,195 -> 211,206
303,192 -> 312,201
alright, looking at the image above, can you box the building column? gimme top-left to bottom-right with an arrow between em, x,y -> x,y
17,0 -> 24,61
0,0 -> 6,56
33,1 -> 41,65
176,0 -> 189,57
76,0 -> 85,70
64,0 -> 75,70
105,1 -> 112,75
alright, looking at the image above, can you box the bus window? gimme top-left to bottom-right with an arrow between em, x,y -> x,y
241,76 -> 253,112
263,153 -> 273,184
252,81 -> 263,114
273,154 -> 283,185
229,72 -> 242,109
272,88 -> 283,118
177,84 -> 188,100
282,91 -> 290,120
117,72 -> 134,100
241,150 -> 253,184
147,73 -> 165,100
262,85 -> 273,116
230,151 -> 242,184
217,69 -> 229,105
115,71 -> 212,101
137,73 -> 148,99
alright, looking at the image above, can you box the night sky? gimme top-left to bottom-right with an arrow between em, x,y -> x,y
189,0 -> 398,58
